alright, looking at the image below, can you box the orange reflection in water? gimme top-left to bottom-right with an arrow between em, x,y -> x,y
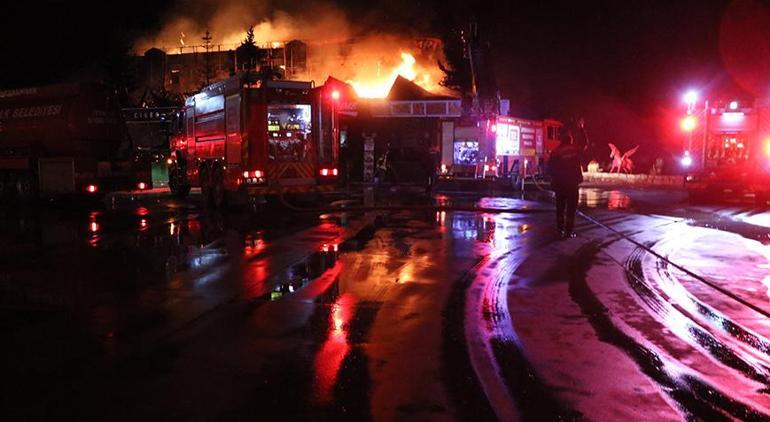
313,292 -> 356,404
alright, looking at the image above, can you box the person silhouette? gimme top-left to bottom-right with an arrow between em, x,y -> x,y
548,130 -> 584,238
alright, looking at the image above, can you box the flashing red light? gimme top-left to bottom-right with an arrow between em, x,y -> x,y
255,170 -> 263,178
332,168 -> 338,176
320,168 -> 330,176
89,222 -> 99,233
243,171 -> 250,178
490,124 -> 497,133
490,165 -> 497,172
86,184 -> 98,193
137,182 -> 147,190
331,90 -> 341,101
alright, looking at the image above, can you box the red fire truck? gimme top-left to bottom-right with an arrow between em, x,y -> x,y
168,73 -> 339,206
0,82 -> 146,201
438,115 -> 561,181
682,99 -> 770,205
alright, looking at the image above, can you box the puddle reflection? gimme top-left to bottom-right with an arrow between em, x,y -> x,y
581,188 -> 631,210
436,210 -> 525,253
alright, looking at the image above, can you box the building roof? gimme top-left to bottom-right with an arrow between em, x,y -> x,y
386,76 -> 457,101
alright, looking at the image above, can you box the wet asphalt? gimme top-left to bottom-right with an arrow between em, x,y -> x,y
1,186 -> 770,421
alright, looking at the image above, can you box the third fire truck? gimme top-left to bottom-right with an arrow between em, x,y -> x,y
682,98 -> 770,205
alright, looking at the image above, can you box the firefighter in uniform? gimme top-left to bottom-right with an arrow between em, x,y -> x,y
548,129 -> 584,238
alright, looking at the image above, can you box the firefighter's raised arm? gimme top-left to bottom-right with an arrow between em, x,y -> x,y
577,117 -> 591,152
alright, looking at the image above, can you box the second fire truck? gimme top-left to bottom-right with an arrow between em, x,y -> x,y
168,72 -> 340,206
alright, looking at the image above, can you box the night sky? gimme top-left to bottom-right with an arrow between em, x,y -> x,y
2,0 -> 765,166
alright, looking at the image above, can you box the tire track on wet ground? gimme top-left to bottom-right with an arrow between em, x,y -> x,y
462,220 -> 583,421
569,240 -> 770,421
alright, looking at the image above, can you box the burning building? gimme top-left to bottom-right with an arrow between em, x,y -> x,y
129,40 -> 308,102
129,4 -> 559,189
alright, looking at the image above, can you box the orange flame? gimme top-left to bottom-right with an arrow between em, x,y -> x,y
348,52 -> 443,99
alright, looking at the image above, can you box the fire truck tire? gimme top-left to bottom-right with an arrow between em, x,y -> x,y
169,167 -> 190,199
15,173 -> 38,203
200,163 -> 212,205
209,165 -> 226,208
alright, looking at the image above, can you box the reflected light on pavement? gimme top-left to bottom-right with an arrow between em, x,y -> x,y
314,293 -> 355,404
88,211 -> 100,247
737,212 -> 770,230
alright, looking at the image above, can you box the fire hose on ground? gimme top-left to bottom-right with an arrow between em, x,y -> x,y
530,171 -> 770,320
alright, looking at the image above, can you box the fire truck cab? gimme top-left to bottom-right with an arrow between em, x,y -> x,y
169,73 -> 338,206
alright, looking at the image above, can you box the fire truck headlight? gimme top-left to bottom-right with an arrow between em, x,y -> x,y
681,155 -> 693,167
680,116 -> 697,132
243,171 -> 250,178
332,168 -> 338,176
683,90 -> 698,106
254,170 -> 263,178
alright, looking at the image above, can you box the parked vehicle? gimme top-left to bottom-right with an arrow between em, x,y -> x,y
0,82 -> 147,201
168,72 -> 339,206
